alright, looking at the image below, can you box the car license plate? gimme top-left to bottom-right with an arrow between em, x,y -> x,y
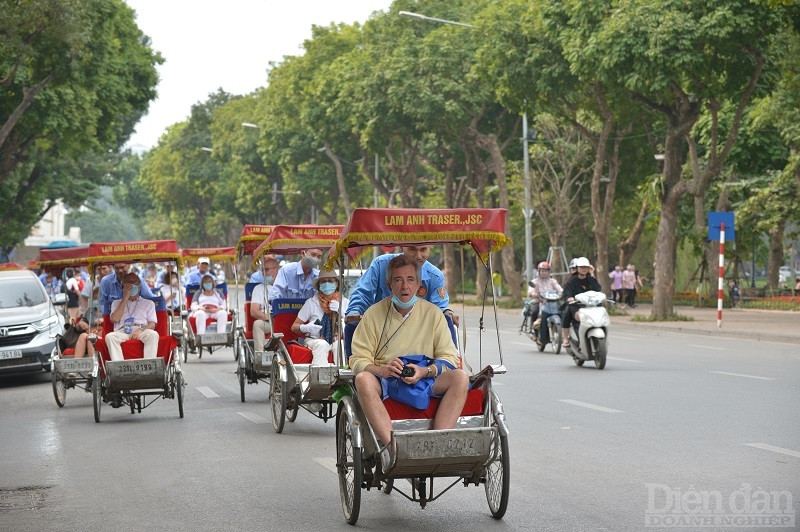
0,349 -> 23,360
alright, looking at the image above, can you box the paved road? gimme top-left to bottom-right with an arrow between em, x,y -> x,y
1,305 -> 798,530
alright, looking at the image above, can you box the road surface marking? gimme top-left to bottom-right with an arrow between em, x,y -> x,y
237,412 -> 268,424
509,341 -> 536,347
613,333 -> 646,340
314,457 -> 338,474
689,344 -> 726,351
607,356 -> 644,363
745,443 -> 800,459
196,386 -> 219,398
559,399 -> 623,413
712,371 -> 776,381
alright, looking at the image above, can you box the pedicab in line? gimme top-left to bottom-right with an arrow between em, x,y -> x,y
233,224 -> 274,401
87,240 -> 184,422
326,207 -> 512,524
179,246 -> 237,362
248,224 -> 345,432
38,245 -> 92,407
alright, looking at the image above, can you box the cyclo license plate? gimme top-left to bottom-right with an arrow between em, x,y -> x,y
112,359 -> 160,377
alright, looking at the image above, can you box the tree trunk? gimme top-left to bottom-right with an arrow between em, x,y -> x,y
618,198 -> 649,269
321,143 -> 353,218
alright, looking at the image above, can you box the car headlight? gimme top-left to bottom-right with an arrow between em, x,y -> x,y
32,314 -> 60,331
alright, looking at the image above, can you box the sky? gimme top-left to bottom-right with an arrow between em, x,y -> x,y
123,1 -> 393,152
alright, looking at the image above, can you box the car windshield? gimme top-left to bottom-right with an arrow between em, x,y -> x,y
0,278 -> 48,308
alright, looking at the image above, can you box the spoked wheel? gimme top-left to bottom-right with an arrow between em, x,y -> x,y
176,371 -> 185,418
237,340 -> 247,402
181,335 -> 188,363
52,371 -> 66,407
233,334 -> 240,361
485,430 -> 510,519
552,327 -> 562,355
287,404 -> 299,422
269,356 -> 286,433
92,375 -> 102,423
591,337 -> 607,370
336,406 -> 362,525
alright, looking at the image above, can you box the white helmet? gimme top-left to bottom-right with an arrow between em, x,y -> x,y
568,258 -> 577,270
574,257 -> 590,267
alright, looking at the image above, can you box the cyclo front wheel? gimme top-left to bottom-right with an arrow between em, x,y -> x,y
52,370 -> 66,407
336,404 -> 362,525
92,374 -> 102,423
269,355 -> 286,433
485,429 -> 510,519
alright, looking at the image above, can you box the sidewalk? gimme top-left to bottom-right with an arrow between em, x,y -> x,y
610,303 -> 800,344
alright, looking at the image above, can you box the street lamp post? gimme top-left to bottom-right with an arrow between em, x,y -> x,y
399,10 -> 534,282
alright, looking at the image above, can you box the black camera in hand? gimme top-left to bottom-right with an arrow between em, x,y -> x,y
400,365 -> 415,378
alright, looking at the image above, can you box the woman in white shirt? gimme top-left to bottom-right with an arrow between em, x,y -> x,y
291,269 -> 348,366
160,271 -> 182,315
190,274 -> 227,334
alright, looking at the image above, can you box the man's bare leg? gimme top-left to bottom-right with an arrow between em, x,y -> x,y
354,371 -> 392,446
431,369 -> 469,430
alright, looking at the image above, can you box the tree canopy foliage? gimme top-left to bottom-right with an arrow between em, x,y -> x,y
0,0 -> 162,254
6,0 -> 800,309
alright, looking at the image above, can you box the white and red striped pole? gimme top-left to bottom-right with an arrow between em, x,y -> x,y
717,222 -> 725,328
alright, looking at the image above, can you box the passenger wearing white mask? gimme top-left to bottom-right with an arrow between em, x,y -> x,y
291,269 -> 348,366
190,274 -> 228,335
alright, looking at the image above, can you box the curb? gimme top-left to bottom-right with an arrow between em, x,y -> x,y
616,321 -> 800,345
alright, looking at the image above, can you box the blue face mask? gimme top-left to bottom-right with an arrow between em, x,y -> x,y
203,282 -> 213,290
319,282 -> 336,295
392,294 -> 418,309
264,275 -> 274,284
129,285 -> 140,297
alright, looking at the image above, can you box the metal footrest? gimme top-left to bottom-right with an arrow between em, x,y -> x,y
54,357 -> 94,374
390,427 -> 493,477
194,332 -> 230,346
105,358 -> 166,390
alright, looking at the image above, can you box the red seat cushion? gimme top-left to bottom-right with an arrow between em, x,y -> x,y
244,301 -> 255,340
62,348 -> 76,357
188,313 -> 232,334
95,310 -> 178,377
384,388 -> 485,420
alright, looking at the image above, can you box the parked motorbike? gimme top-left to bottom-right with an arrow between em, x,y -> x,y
564,290 -> 611,369
534,290 -> 562,354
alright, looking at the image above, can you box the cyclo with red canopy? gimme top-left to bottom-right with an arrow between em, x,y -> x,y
38,245 -> 91,407
327,207 -> 511,524
86,240 -> 185,422
178,246 -> 237,362
233,224 -> 274,400
247,224 -> 345,433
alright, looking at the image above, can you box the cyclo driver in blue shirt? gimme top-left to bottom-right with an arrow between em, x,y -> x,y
345,245 -> 458,326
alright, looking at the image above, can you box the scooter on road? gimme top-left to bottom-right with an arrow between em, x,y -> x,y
534,290 -> 563,354
564,290 -> 612,369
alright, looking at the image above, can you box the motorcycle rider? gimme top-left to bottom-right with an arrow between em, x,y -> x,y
528,262 -> 563,345
561,257 -> 601,348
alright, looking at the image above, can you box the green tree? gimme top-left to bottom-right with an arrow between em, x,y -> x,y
0,0 -> 161,253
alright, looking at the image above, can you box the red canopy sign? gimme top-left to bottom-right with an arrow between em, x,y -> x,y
235,225 -> 274,256
326,208 -> 511,266
87,240 -> 180,269
252,225 -> 343,267
180,247 -> 237,265
37,246 -> 90,272
0,262 -> 26,271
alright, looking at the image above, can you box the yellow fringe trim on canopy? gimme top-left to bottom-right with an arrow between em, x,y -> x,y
324,230 -> 512,269
88,253 -> 183,272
